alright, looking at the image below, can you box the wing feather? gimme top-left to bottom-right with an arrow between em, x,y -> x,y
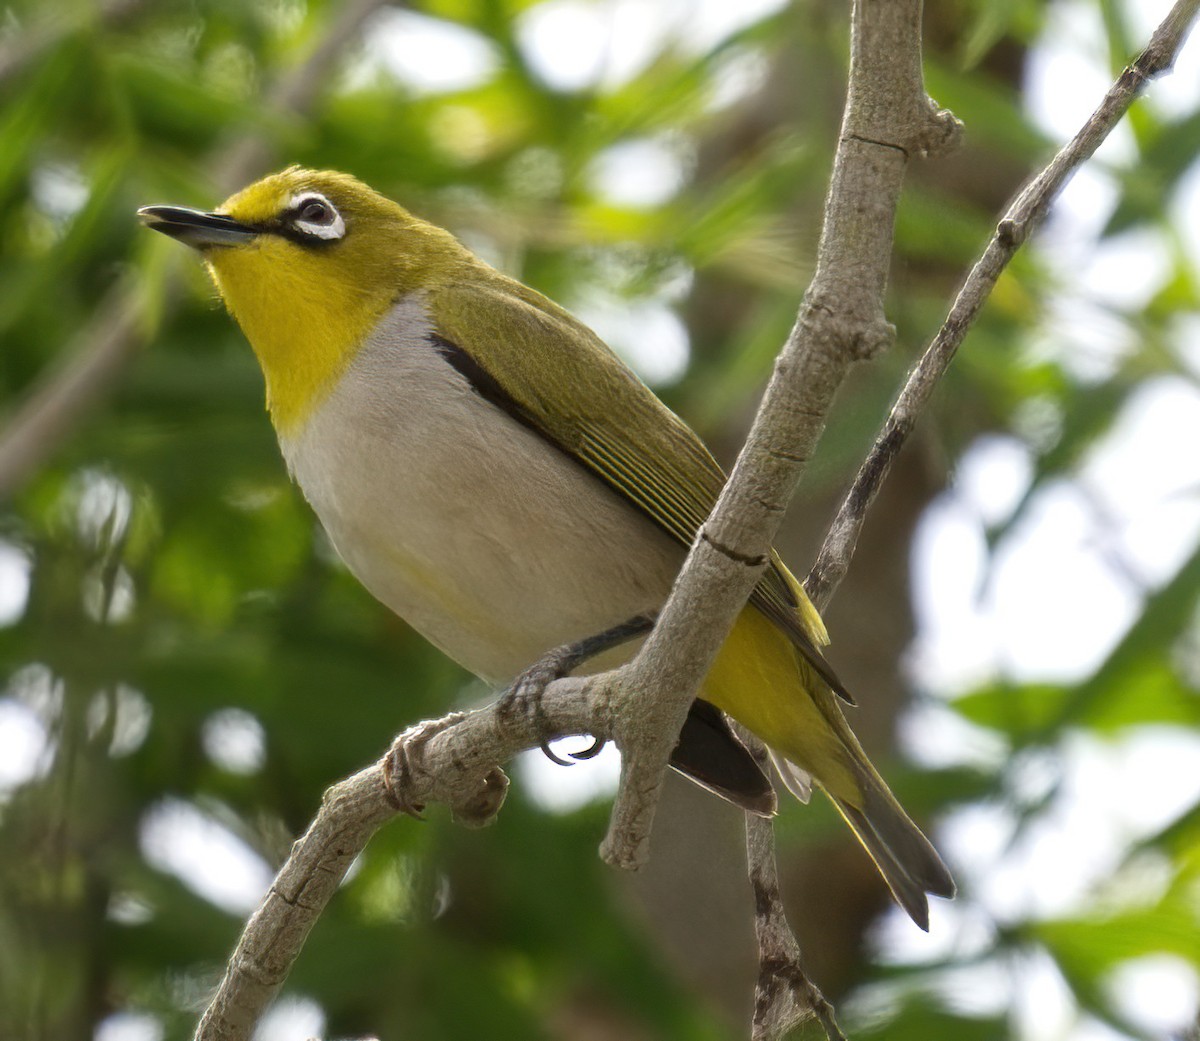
429,276 -> 852,703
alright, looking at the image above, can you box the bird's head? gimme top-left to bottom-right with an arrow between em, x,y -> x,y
139,167 -> 468,432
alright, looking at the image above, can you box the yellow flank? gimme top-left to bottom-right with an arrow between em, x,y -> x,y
704,606 -> 860,806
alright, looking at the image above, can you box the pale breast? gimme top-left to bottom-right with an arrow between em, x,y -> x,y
279,293 -> 684,683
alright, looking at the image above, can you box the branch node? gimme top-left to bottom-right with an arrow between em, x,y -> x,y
844,131 -> 908,155
383,712 -> 509,825
850,317 -> 896,361
754,497 -> 787,514
997,216 -> 1024,247
450,766 -> 510,828
915,97 -> 964,158
799,293 -> 895,363
752,956 -> 847,1041
766,444 -> 806,465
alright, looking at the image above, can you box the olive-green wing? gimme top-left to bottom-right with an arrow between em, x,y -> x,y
428,274 -> 852,703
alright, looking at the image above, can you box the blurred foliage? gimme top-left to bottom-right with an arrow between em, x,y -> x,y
1,1 -> 1199,1040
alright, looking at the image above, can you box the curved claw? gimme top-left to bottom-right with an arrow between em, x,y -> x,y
539,738 -> 575,767
569,736 -> 607,761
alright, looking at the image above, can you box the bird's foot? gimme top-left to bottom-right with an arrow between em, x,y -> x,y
499,647 -> 589,765
383,713 -> 466,819
498,613 -> 657,766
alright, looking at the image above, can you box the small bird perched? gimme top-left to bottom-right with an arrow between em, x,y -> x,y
139,167 -> 954,928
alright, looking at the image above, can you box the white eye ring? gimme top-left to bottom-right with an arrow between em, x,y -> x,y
287,192 -> 345,241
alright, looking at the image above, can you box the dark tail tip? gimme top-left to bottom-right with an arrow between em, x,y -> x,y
835,794 -> 954,930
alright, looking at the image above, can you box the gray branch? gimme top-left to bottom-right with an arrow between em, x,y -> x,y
805,0 -> 1200,611
194,682 -> 598,1041
0,0 -> 390,501
747,812 -> 846,1041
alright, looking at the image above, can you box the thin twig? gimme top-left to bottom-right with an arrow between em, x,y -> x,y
741,3 -> 1198,1037
747,813 -> 847,1041
805,0 -> 1200,611
732,726 -> 846,1041
193,766 -> 398,1041
0,0 -> 389,501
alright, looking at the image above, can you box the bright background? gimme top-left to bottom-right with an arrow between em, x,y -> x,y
1,1 -> 1199,1039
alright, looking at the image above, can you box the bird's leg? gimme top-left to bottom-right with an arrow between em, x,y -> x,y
499,612 -> 657,765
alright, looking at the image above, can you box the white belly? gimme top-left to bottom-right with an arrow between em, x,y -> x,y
279,294 -> 684,683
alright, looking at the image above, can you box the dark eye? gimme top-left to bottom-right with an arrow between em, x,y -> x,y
296,198 -> 333,224
287,193 -> 345,241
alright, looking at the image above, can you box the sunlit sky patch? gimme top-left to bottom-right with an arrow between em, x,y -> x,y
252,995 -> 327,1041
0,539 -> 31,625
515,741 -> 622,814
30,161 -> 89,220
202,707 -> 267,775
139,798 -> 273,915
570,290 -> 691,385
515,0 -> 789,93
1106,954 -> 1200,1037
587,137 -> 689,209
94,1011 -> 164,1041
87,685 -> 152,757
0,698 -> 50,791
360,10 -> 500,94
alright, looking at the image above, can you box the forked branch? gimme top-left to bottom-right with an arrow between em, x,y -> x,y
806,0 -> 1200,610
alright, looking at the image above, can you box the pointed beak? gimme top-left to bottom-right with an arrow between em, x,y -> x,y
137,205 -> 258,250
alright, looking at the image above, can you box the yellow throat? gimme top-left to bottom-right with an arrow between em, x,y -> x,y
202,167 -> 465,435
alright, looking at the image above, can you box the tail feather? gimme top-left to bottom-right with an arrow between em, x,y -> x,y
832,798 -> 932,929
860,776 -> 956,899
768,749 -> 813,804
701,603 -> 954,928
826,765 -> 955,931
669,700 -> 778,818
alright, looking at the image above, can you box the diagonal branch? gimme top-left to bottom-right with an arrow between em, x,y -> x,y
730,723 -> 847,1041
193,680 -> 598,1041
805,0 -> 1200,612
747,812 -> 846,1041
0,0 -> 390,501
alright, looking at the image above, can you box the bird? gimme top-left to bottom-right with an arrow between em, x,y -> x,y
138,166 -> 954,928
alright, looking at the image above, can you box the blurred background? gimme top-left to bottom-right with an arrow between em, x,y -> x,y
2,0 -> 1199,1039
